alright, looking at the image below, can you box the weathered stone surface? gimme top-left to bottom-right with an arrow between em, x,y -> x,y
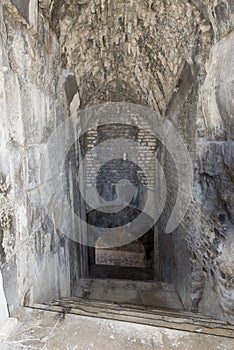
0,271 -> 9,329
60,0 -> 200,113
190,30 -> 234,323
10,0 -> 30,22
2,307 -> 234,350
201,31 -> 234,140
0,0 -> 72,312
0,0 -> 234,329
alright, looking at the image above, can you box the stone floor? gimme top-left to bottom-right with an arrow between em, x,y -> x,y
74,278 -> 184,310
1,307 -> 234,350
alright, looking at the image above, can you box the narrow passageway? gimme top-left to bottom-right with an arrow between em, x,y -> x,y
1,0 -> 234,348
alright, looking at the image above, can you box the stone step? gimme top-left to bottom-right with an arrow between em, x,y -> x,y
51,296 -> 215,322
73,278 -> 184,311
29,299 -> 234,339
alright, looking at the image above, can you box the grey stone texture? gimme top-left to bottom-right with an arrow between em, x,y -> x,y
0,0 -> 234,328
10,0 -> 30,22
2,307 -> 234,350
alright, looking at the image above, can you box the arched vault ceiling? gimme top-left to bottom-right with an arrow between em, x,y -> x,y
57,0 -> 201,112
40,0 -> 212,112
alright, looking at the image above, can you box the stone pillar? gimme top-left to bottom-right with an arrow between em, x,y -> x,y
0,270 -> 17,340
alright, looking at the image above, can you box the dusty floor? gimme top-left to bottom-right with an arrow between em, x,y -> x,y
75,279 -> 184,310
0,307 -> 234,350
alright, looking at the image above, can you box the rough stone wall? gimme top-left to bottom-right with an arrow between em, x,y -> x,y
0,176 -> 12,265
58,0 -> 200,113
1,0 -> 234,325
194,30 -> 234,322
0,0 -> 75,311
158,1 -> 234,323
191,0 -> 234,42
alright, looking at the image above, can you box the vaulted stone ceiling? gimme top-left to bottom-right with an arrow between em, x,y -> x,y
37,0 -> 234,113
39,0 -> 202,113
60,0 -> 200,113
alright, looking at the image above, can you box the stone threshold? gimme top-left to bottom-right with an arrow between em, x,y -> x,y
27,298 -> 234,339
